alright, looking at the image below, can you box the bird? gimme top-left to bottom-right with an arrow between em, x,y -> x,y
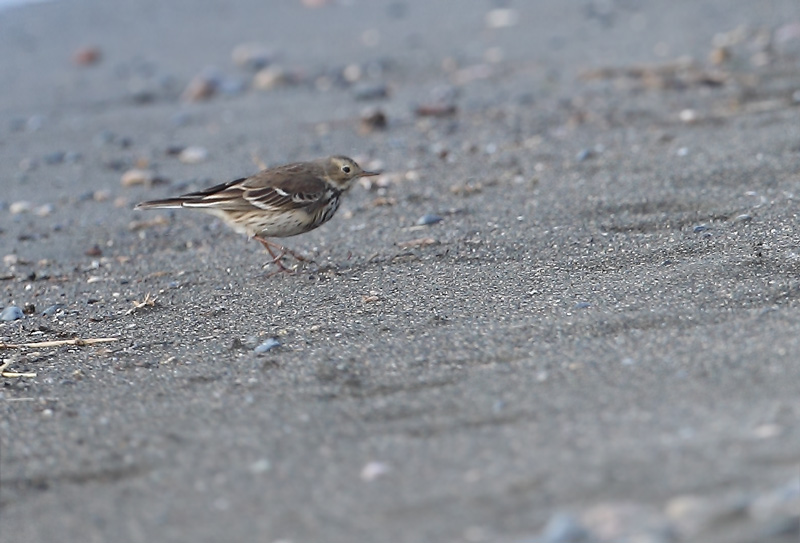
135,156 -> 379,273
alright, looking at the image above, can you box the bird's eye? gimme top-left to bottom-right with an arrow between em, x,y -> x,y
342,166 -> 351,173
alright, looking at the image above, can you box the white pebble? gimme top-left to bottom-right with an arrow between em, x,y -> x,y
231,43 -> 273,71
121,169 -> 155,187
10,201 -> 32,214
35,204 -> 54,217
360,461 -> 390,481
178,146 -> 209,164
253,66 -> 289,90
486,8 -> 518,29
249,458 -> 271,473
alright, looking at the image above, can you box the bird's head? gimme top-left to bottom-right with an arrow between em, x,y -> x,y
321,156 -> 379,189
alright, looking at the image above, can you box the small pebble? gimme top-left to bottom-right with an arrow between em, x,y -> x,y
342,63 -> 362,83
679,109 -> 698,123
0,306 -> 24,321
121,169 -> 155,187
93,130 -> 118,147
43,151 -> 65,165
18,157 -> 36,172
42,304 -> 65,316
132,84 -> 163,106
85,245 -> 102,257
693,224 -> 709,233
666,495 -> 749,538
574,301 -> 591,309
34,204 -> 54,217
576,148 -> 595,162
539,512 -> 589,543
178,146 -> 209,164
26,115 -> 45,132
253,66 -> 291,90
416,214 -> 443,226
360,461 -> 390,481
353,82 -> 389,101
249,458 -> 271,474
733,214 -> 752,224
254,338 -> 281,353
10,201 -> 32,215
93,190 -> 112,202
72,46 -> 102,66
165,144 -> 186,156
709,46 -> 730,65
64,151 -> 82,164
217,76 -> 246,96
231,43 -> 274,71
359,108 -> 388,133
486,8 -> 518,29
181,69 -> 220,102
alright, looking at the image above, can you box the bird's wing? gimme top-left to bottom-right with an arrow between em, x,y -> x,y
176,165 -> 329,212
241,168 -> 329,211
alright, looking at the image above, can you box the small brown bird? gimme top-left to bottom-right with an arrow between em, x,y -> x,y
135,156 -> 379,272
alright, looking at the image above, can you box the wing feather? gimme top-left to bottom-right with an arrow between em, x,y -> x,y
172,163 -> 332,212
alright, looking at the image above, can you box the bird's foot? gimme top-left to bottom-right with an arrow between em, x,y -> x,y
255,236 -> 313,276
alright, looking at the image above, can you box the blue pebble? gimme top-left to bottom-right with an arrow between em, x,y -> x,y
416,213 -> 443,226
43,151 -> 65,165
541,512 -> 589,543
353,83 -> 389,101
218,77 -> 246,96
42,304 -> 65,317
1,306 -> 24,321
64,151 -> 82,164
693,224 -> 709,233
254,338 -> 281,353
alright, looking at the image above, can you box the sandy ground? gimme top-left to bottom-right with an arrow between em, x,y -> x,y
1,1 -> 800,542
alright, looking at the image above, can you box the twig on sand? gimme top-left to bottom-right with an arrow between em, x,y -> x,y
125,292 -> 158,315
0,360 -> 37,379
0,338 -> 119,350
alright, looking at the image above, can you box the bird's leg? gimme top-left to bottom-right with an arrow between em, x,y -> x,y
254,236 -> 313,264
255,236 -> 293,274
277,244 -> 311,263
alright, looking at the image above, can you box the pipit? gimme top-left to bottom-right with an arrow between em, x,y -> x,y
135,156 -> 378,273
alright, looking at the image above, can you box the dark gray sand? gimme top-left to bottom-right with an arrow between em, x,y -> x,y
2,1 -> 800,542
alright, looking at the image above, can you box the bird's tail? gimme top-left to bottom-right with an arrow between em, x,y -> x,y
134,198 -> 187,210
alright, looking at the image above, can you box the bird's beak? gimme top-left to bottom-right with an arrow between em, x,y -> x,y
361,170 -> 380,177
